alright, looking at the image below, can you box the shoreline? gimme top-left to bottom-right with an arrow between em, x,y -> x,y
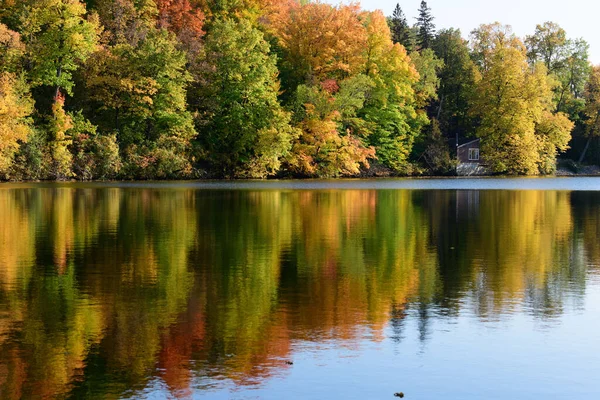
2,171 -> 600,184
2,175 -> 600,192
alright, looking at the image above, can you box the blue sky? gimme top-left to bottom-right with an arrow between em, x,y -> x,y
331,0 -> 600,64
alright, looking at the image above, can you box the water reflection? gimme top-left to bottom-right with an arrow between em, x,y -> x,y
0,187 -> 599,398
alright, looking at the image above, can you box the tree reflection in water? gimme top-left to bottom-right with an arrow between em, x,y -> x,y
0,186 -> 598,398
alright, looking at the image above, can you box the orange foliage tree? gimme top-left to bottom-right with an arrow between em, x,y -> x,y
271,1 -> 367,86
156,0 -> 205,48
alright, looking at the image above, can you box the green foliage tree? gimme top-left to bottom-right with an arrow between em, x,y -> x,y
526,22 -> 591,118
432,28 -> 477,140
423,118 -> 455,174
580,66 -> 600,163
69,111 -> 122,179
360,11 -> 426,173
20,0 -> 99,97
86,28 -> 196,178
410,48 -> 443,108
526,22 -> 567,73
196,18 -> 296,178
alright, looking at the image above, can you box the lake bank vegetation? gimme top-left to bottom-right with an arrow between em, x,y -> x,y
0,0 -> 599,180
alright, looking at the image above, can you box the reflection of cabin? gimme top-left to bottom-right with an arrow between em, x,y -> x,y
456,139 -> 488,176
456,190 -> 480,220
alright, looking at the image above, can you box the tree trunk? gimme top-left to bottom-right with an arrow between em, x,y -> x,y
436,93 -> 444,120
55,65 -> 62,99
115,107 -> 120,134
579,137 -> 592,164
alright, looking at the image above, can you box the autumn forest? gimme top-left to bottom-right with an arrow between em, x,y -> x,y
1,0 -> 599,180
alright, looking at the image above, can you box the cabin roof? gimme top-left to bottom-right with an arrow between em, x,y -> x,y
457,139 -> 480,149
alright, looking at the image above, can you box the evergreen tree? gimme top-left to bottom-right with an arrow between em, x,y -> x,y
416,1 -> 435,49
389,4 -> 412,51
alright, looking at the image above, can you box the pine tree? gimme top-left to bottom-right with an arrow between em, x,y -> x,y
389,4 -> 411,51
416,1 -> 435,49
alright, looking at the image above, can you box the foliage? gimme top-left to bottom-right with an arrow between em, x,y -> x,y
526,22 -> 591,118
388,3 -> 412,51
95,0 -> 157,45
286,76 -> 375,177
69,111 -> 122,179
536,111 -> 573,173
360,11 -> 425,173
85,28 -> 196,178
0,1 -> 596,179
196,18 -> 296,178
409,48 -> 443,107
432,28 -> 477,139
416,1 -> 435,50
584,66 -> 600,138
0,72 -> 34,179
0,23 -> 25,72
271,2 -> 367,88
20,0 -> 99,95
48,93 -> 74,179
470,23 -> 573,175
423,118 -> 455,174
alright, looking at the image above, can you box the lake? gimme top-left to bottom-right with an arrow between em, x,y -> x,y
1,178 -> 600,399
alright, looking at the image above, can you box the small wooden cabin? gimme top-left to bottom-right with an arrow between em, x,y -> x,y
456,139 -> 488,176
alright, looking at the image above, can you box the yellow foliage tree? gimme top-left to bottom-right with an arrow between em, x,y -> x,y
48,93 -> 74,179
0,23 -> 25,72
0,73 -> 34,179
471,23 -> 573,175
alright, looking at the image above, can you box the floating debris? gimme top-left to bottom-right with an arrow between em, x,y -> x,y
285,361 -> 294,365
394,392 -> 404,398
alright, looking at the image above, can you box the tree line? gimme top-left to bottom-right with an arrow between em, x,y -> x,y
0,0 -> 599,180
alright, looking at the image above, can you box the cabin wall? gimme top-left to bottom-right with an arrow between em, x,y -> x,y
457,144 -> 481,164
456,140 -> 489,176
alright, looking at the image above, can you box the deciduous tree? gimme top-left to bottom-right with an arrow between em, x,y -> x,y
360,11 -> 425,173
470,23 -> 573,175
526,22 -> 591,117
0,23 -> 25,72
156,0 -> 204,54
432,28 -> 477,139
287,76 -> 376,177
271,2 -> 367,88
196,18 -> 296,178
20,0 -> 99,97
580,66 -> 600,162
86,28 -> 196,178
0,73 -> 34,179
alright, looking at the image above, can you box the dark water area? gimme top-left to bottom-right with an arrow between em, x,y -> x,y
1,178 -> 600,399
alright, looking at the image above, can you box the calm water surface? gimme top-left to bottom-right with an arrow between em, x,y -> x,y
1,178 -> 600,399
